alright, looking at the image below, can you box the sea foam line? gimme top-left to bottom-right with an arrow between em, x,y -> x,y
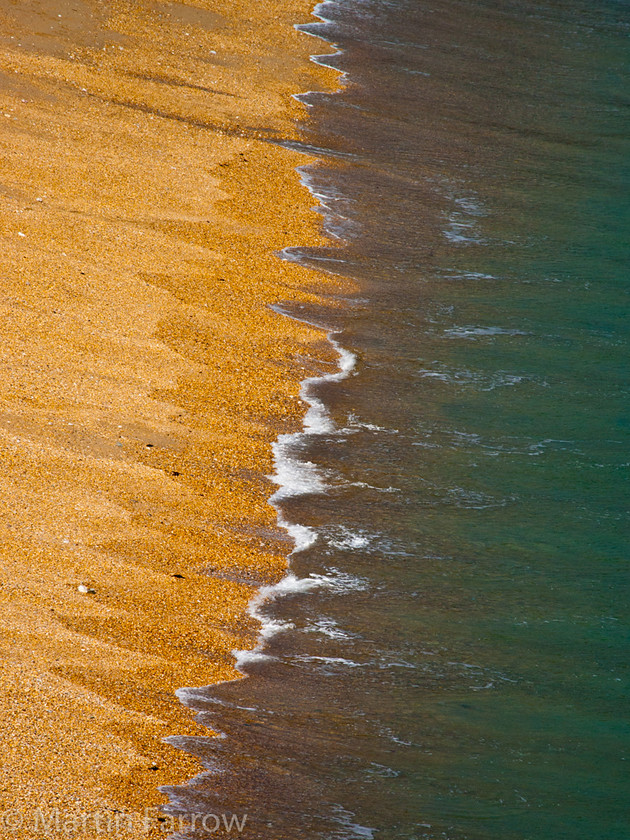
231,328 -> 358,671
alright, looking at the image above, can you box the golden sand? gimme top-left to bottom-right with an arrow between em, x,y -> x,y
0,0 -> 346,834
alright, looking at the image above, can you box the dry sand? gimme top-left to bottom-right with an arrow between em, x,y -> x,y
0,0 -> 345,834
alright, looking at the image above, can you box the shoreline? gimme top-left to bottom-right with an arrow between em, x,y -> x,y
0,0 -> 347,833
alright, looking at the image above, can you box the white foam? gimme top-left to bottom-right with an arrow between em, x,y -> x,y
305,399 -> 334,433
213,234 -> 363,677
227,328 -> 361,673
281,520 -> 318,553
327,526 -> 372,550
443,325 -> 530,338
175,688 -> 260,714
344,412 -> 398,434
311,568 -> 369,592
350,481 -> 400,493
305,616 -> 354,640
258,572 -> 324,598
266,339 -> 358,507
271,443 -> 328,497
175,686 -> 221,707
297,343 -> 356,431
255,569 -> 368,602
233,648 -> 276,668
295,654 -> 365,669
230,565 -> 368,674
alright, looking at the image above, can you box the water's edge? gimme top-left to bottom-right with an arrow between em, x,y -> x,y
160,0 -> 350,809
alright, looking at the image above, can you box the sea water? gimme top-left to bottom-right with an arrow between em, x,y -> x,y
165,1 -> 630,838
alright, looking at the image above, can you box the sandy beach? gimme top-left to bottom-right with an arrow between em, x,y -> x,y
0,0 -> 343,834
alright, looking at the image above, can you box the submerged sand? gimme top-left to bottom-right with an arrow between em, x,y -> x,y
0,0 -> 345,834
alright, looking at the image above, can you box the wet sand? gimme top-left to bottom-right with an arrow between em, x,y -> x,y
0,0 -> 344,834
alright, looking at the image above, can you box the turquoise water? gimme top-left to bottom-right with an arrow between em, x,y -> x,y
167,1 -> 630,837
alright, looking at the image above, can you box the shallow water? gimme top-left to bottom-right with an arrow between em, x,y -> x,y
165,1 -> 630,838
